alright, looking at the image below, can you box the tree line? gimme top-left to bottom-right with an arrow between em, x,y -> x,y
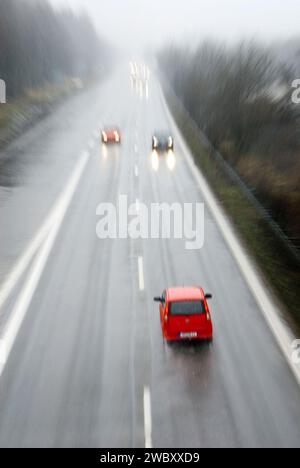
158,41 -> 300,246
0,0 -> 111,98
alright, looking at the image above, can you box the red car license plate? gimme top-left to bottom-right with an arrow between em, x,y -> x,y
180,332 -> 197,339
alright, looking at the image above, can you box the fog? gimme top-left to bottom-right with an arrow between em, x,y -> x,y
50,0 -> 300,51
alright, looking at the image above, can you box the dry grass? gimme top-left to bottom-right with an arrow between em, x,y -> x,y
236,155 -> 300,244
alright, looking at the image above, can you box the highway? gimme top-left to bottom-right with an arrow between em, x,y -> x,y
0,66 -> 300,448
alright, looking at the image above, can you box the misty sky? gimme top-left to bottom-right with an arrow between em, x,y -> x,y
50,0 -> 300,51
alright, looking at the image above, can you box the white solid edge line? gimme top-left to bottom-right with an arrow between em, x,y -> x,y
0,339 -> 6,368
0,151 -> 90,312
0,219 -> 51,311
144,386 -> 152,449
0,151 -> 90,377
138,256 -> 145,291
159,84 -> 300,387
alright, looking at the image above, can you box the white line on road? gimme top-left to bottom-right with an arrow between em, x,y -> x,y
0,150 -> 90,377
144,387 -> 152,448
0,219 -> 51,311
0,152 -> 90,312
0,340 -> 6,368
138,256 -> 145,291
134,165 -> 139,177
134,144 -> 138,153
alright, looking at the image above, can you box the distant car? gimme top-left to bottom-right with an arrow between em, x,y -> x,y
154,286 -> 213,342
152,131 -> 174,152
101,127 -> 121,144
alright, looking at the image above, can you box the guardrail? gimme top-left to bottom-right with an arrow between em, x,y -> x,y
162,78 -> 300,266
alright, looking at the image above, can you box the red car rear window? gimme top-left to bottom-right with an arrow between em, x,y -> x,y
169,300 -> 205,316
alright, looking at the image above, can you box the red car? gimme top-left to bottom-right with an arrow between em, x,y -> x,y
101,127 -> 121,144
154,286 -> 213,342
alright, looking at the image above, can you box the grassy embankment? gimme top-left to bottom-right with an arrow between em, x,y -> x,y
0,79 -> 85,150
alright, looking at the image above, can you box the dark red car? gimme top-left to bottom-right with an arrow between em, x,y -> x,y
101,127 -> 121,144
154,286 -> 213,342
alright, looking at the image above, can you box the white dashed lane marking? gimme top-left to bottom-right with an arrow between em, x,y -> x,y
144,387 -> 152,448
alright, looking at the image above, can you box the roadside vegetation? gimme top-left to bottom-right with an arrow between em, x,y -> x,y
158,42 -> 300,250
158,41 -> 300,328
0,0 -> 112,148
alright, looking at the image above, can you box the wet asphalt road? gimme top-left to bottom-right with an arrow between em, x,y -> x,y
0,67 -> 300,448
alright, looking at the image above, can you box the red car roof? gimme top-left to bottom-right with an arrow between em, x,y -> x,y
102,127 -> 120,132
166,287 -> 204,302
